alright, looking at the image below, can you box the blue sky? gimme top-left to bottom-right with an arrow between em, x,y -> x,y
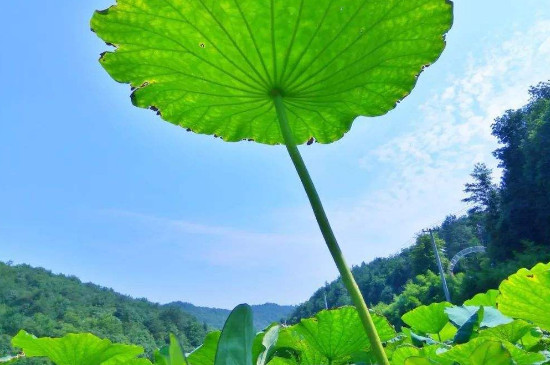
1,0 -> 549,309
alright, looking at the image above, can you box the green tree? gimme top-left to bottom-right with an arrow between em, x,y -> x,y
490,81 -> 550,257
0,261 -> 207,359
410,234 -> 448,276
462,163 -> 498,214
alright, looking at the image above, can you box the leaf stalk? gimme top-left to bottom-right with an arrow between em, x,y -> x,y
273,93 -> 390,365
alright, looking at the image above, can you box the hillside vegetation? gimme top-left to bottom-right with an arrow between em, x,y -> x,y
0,262 -> 207,358
289,81 -> 550,326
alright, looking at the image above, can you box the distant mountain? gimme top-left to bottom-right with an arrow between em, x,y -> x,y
172,302 -> 295,330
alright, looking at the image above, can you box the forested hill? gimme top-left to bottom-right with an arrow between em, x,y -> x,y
171,302 -> 295,331
288,214 -> 482,323
289,81 -> 550,326
0,261 -> 207,357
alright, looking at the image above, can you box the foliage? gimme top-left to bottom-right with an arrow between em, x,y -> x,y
0,262 -> 206,360
489,81 -> 550,258
374,271 -> 466,327
462,163 -> 498,215
291,82 -> 550,326
91,0 -> 452,145
410,234 -> 448,277
401,302 -> 452,335
497,263 -> 550,331
438,215 -> 482,261
10,331 -> 147,365
5,261 -> 549,365
273,307 -> 396,364
288,252 -> 410,322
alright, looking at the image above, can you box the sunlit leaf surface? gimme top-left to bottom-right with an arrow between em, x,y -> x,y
497,263 -> 550,331
11,331 -> 143,365
273,306 -> 395,364
401,302 -> 452,334
91,0 -> 452,144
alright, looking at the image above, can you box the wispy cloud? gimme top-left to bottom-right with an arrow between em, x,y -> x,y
103,209 -> 320,268
321,20 -> 550,263
364,20 -> 550,175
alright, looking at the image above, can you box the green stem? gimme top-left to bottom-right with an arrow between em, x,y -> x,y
273,93 -> 390,365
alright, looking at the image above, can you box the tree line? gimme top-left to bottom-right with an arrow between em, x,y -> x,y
289,81 -> 550,326
0,262 -> 207,362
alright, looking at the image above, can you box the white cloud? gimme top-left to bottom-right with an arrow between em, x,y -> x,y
327,20 -> 550,263
367,20 -> 550,172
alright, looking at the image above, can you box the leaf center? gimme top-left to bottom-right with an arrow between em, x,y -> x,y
270,87 -> 285,98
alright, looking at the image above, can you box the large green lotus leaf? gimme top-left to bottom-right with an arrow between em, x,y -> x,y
429,322 -> 456,342
497,264 -> 550,331
187,331 -> 221,365
91,0 -> 453,145
273,306 -> 395,364
391,346 -> 421,365
477,320 -> 534,344
11,330 -> 143,365
467,341 -> 513,365
463,289 -> 499,307
402,302 -> 452,334
437,338 -> 545,365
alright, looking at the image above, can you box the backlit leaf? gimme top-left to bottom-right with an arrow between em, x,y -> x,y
468,341 -> 513,365
497,263 -> 550,331
91,0 -> 453,144
402,302 -> 452,334
437,338 -> 545,365
273,306 -> 395,364
11,330 -> 143,365
463,289 -> 499,307
477,320 -> 534,344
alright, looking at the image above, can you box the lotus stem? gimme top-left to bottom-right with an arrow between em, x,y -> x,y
273,92 -> 390,365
